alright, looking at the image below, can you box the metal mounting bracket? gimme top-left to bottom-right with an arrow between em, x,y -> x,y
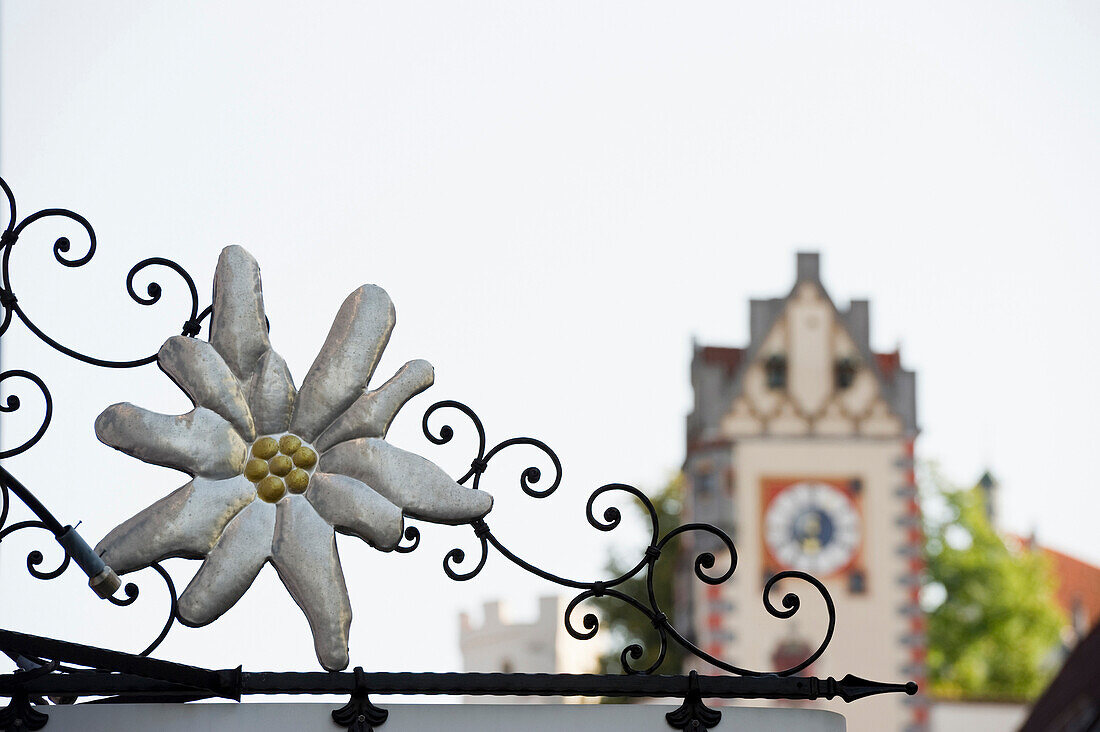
331,667 -> 388,732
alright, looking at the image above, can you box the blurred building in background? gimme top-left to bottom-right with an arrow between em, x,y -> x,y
679,253 -> 1099,732
460,253 -> 1098,730
682,252 -> 923,732
1019,541 -> 1100,648
1018,622 -> 1100,732
459,596 -> 602,704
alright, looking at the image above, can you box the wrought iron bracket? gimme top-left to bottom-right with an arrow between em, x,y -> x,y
665,670 -> 722,731
0,176 -> 919,730
0,660 -> 57,732
331,667 -> 388,732
0,687 -> 49,732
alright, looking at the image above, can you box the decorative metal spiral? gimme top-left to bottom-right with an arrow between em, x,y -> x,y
0,469 -> 184,657
0,370 -> 51,460
0,178 -> 205,358
0,517 -> 71,581
422,399 -> 838,676
0,177 -> 204,657
0,174 -> 838,676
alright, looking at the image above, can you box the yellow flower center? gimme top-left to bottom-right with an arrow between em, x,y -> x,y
245,433 -> 318,503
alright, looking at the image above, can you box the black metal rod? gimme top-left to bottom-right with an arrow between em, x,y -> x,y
1,669 -> 916,702
0,629 -> 914,704
0,630 -> 239,700
0,466 -> 63,535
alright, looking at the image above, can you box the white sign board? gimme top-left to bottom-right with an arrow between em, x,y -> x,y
37,702 -> 845,731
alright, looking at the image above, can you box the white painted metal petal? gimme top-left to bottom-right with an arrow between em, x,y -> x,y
95,476 -> 256,574
210,246 -> 271,382
158,336 -> 256,441
289,285 -> 395,441
176,499 -> 276,625
314,359 -> 434,453
319,438 -> 493,524
96,404 -> 247,479
306,472 -> 403,550
272,495 -> 352,671
248,348 -> 297,435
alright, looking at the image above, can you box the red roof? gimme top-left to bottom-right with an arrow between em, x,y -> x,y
699,346 -> 744,374
874,350 -> 901,380
1042,545 -> 1100,629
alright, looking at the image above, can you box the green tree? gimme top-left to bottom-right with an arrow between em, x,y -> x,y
594,474 -> 686,682
921,465 -> 1065,700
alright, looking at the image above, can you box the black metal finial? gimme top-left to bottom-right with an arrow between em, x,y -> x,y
332,667 -> 389,732
666,671 -> 722,731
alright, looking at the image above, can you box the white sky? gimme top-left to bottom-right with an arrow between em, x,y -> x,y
0,1 -> 1097,679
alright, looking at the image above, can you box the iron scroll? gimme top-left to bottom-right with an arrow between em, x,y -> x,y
0,177 -> 916,731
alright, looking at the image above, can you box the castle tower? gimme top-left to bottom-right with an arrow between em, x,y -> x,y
459,596 -> 603,703
682,252 -> 926,732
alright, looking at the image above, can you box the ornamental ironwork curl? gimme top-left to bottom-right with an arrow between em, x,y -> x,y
419,400 -> 837,676
0,516 -> 71,581
0,177 -> 201,657
0,370 -> 51,460
0,172 -> 838,674
0,175 -> 915,731
0,453 -> 183,660
0,177 -> 207,375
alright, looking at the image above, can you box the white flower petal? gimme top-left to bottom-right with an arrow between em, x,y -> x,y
177,500 -> 275,625
319,438 -> 493,524
95,476 -> 255,574
248,348 -> 297,435
289,285 -> 395,441
158,336 -> 256,441
314,360 -> 434,453
96,404 -> 247,479
210,246 -> 271,382
306,472 -> 403,550
272,495 -> 351,671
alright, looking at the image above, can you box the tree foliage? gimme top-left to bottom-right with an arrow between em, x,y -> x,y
921,465 -> 1065,700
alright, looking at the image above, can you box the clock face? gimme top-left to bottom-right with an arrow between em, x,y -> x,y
764,481 -> 861,576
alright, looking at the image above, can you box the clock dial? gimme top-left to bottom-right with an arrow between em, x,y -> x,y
764,481 -> 860,576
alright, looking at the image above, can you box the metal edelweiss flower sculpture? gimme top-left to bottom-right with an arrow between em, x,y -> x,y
93,246 -> 493,671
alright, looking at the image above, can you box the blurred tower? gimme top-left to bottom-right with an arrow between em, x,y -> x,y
682,252 -> 925,732
458,596 -> 602,703
976,470 -> 999,527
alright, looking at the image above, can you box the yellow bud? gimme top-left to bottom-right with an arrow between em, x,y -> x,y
269,455 -> 293,477
244,458 -> 269,482
279,434 -> 302,455
286,468 -> 310,494
256,476 -> 286,503
292,446 -> 318,469
252,437 -> 279,459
